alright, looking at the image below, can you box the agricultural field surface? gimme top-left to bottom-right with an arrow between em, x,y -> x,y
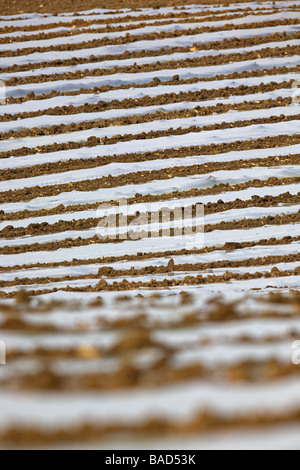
0,0 -> 300,450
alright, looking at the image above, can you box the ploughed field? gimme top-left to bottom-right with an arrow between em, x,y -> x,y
0,0 -> 300,449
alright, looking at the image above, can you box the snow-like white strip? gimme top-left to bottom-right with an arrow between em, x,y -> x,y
3,38 -> 300,84
1,241 -> 299,282
3,50 -> 299,96
0,2 -> 300,448
15,275 -> 300,304
1,1 -> 294,24
1,1 -> 298,23
1,377 -> 300,430
0,89 -> 295,134
155,317 -> 300,347
2,72 -> 298,118
1,200 -> 299,248
1,179 -> 299,230
2,157 -> 300,214
1,107 -> 298,174
56,425 -> 300,450
0,3 -> 256,27
0,7 -> 207,28
0,330 -> 119,353
0,339 -> 296,379
0,222 -> 299,267
0,261 -> 298,295
3,14 -> 298,52
5,25 -> 297,70
0,7 -> 287,41
1,11 -> 299,56
0,16 -> 215,41
1,121 -> 299,182
174,340 -> 297,368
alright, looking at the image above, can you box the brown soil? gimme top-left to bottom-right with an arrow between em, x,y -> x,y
6,65 -> 298,106
1,2 -> 300,447
1,210 -> 299,255
2,30 -> 296,74
2,355 -> 300,392
1,101 -> 299,164
1,191 -> 298,240
0,233 -> 297,273
5,328 -> 300,362
1,139 -> 300,204
0,96 -> 292,144
0,0 -> 295,17
0,175 -> 299,223
2,78 -> 294,125
2,8 -> 272,34
0,265 -> 299,298
3,40 -> 299,82
0,11 -> 271,44
1,253 -> 300,289
3,405 -> 300,446
1,289 -> 300,445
